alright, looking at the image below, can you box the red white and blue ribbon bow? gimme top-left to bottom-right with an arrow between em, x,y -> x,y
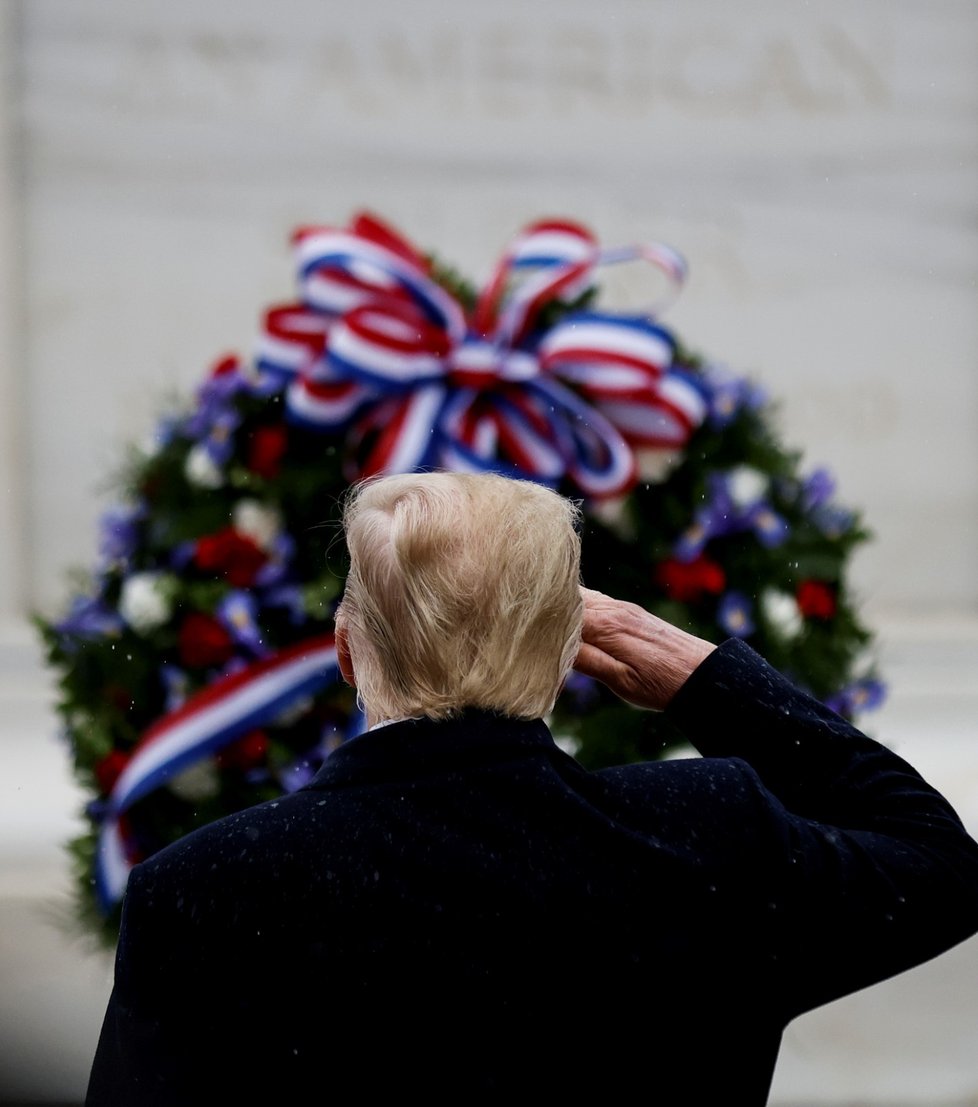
95,636 -> 341,909
256,213 -> 707,499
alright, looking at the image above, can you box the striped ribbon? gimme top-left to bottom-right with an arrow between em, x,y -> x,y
256,213 -> 706,499
96,636 -> 341,908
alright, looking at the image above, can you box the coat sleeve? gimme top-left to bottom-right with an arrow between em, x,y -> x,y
664,638 -> 978,1020
86,864 -> 184,1107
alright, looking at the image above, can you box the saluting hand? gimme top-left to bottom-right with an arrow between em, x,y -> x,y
574,588 -> 716,712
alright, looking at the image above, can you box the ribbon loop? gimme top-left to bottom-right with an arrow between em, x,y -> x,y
260,211 -> 703,501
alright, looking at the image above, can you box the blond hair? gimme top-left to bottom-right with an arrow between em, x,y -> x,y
339,471 -> 583,721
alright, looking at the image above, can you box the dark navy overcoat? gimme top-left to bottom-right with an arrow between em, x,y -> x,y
87,642 -> 978,1104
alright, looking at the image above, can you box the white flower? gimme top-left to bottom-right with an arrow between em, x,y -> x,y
635,448 -> 682,484
726,466 -> 768,508
168,759 -> 220,802
761,590 -> 803,638
118,572 -> 173,633
587,497 -> 635,539
232,499 -> 282,552
184,444 -> 224,488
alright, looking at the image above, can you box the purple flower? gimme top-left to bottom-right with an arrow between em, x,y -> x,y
825,678 -> 887,717
202,409 -> 241,466
813,504 -> 855,539
254,534 -> 296,590
705,473 -> 740,525
703,366 -> 768,428
705,376 -> 741,429
159,663 -> 190,712
217,591 -> 267,655
673,516 -> 711,563
717,592 -> 755,638
673,476 -> 739,561
674,474 -> 789,559
153,414 -> 179,451
248,367 -> 286,399
196,361 -> 249,410
98,505 -> 144,567
182,362 -> 247,461
802,467 -> 836,511
57,595 -> 124,640
741,381 -> 768,411
749,504 -> 790,548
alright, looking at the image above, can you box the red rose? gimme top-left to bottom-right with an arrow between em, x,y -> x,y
194,527 -> 267,587
655,555 -> 727,603
796,580 -> 837,620
216,729 -> 269,772
247,424 -> 288,481
178,612 -> 234,669
95,749 -> 131,796
210,354 -> 240,378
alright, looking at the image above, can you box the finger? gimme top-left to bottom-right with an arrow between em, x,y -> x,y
580,587 -> 615,611
574,641 -> 631,687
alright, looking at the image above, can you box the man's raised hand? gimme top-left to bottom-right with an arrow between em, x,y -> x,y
574,588 -> 716,712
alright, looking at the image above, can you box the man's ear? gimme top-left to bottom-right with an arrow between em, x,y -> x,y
335,616 -> 357,689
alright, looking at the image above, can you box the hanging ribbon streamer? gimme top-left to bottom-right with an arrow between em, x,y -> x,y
256,213 -> 707,500
96,636 -> 341,909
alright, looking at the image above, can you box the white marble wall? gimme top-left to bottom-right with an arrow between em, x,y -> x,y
0,1 -> 26,620
10,0 -> 978,618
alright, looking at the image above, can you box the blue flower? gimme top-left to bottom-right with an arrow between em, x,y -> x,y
812,504 -> 854,539
705,376 -> 741,429
182,361 -> 246,462
673,517 -> 711,563
254,534 -> 296,590
216,591 -> 267,655
196,359 -> 249,409
202,409 -> 242,466
153,414 -> 179,451
159,663 -> 190,713
56,595 -> 124,641
749,503 -> 790,548
802,467 -> 836,511
703,366 -> 768,428
97,504 -> 145,568
673,476 -> 739,561
741,381 -> 768,411
825,678 -> 886,716
717,592 -> 755,638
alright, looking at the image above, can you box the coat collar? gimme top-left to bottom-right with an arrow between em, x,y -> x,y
303,709 -> 559,790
